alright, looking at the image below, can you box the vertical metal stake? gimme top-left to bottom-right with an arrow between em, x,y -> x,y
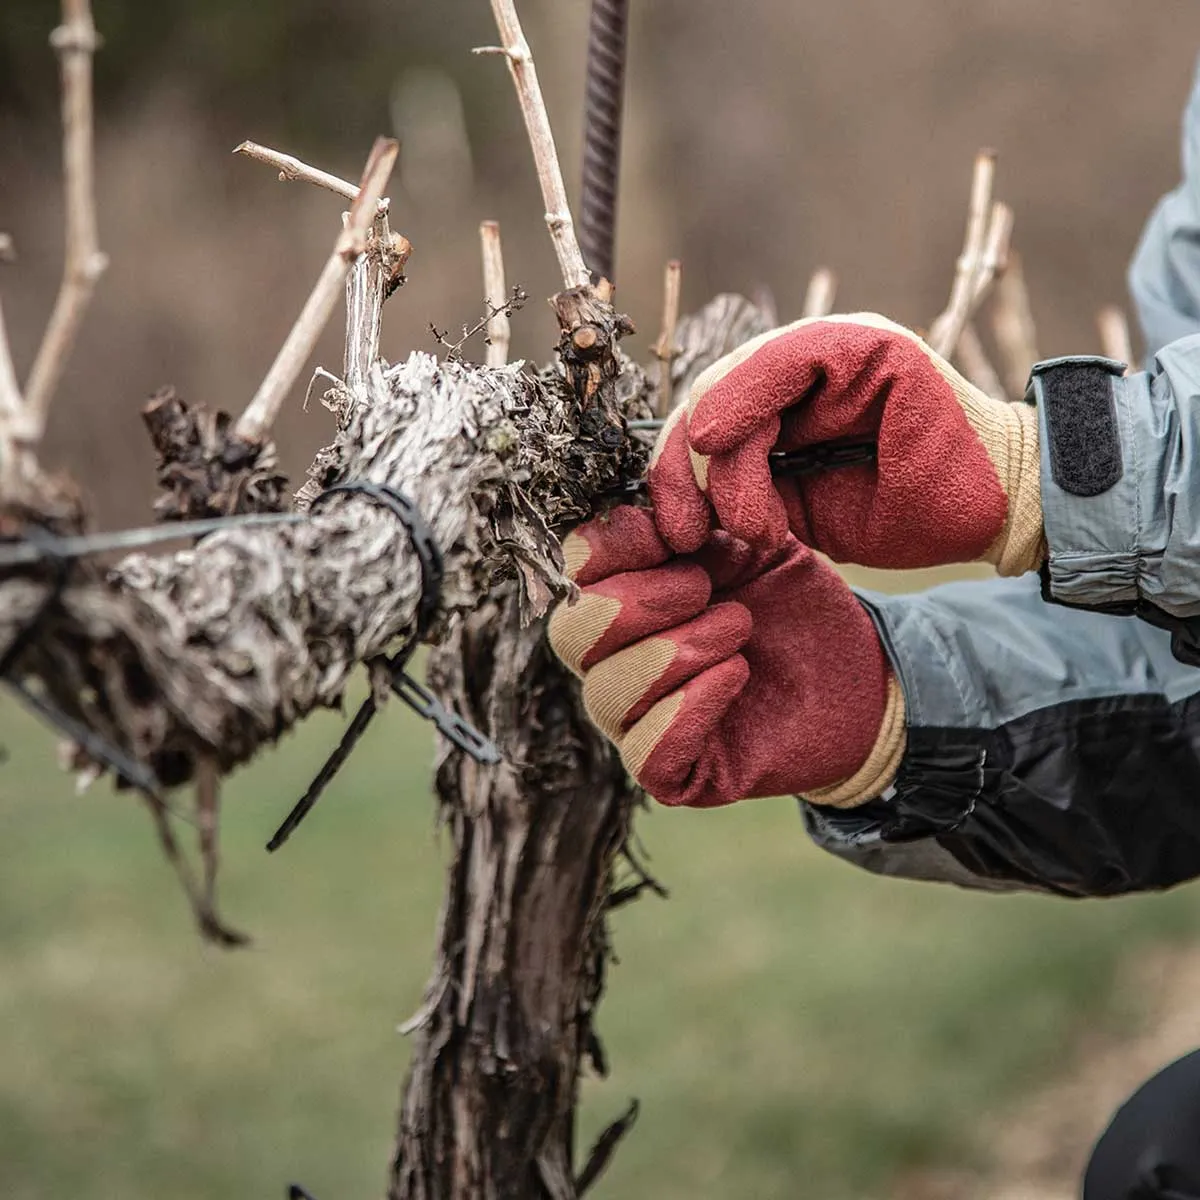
579,0 -> 630,284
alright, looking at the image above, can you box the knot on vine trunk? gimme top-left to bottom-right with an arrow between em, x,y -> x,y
551,286 -> 635,443
141,387 -> 289,520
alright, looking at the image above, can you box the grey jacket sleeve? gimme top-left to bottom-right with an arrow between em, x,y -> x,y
801,574 -> 1200,897
1129,53 -> 1200,359
1036,339 -> 1200,647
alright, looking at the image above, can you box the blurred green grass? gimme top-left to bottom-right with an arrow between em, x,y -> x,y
0,682 -> 1197,1200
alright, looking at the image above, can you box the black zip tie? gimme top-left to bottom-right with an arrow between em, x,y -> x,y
605,438 -> 878,501
0,484 -> 497,840
389,671 -> 502,765
287,1187 -> 318,1200
267,482 -> 500,854
625,419 -> 878,480
265,694 -> 381,853
311,482 -> 446,640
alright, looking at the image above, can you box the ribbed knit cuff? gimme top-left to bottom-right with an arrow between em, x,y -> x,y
802,673 -> 906,809
980,401 -> 1046,576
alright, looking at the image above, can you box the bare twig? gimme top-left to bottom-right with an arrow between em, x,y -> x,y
651,259 -> 682,417
606,877 -> 667,911
956,323 -> 1008,401
0,273 -> 21,424
344,223 -> 384,395
234,137 -> 398,444
481,1 -> 591,289
195,755 -> 221,917
236,139 -> 411,391
344,211 -> 411,394
990,250 -> 1040,399
429,287 -> 528,363
22,0 -> 109,441
939,200 -> 1014,408
927,150 -> 996,359
480,221 -> 511,367
801,266 -> 838,319
971,202 -> 1013,307
0,244 -> 18,439
234,140 -> 391,213
144,789 -> 247,948
751,284 -> 779,327
575,1099 -> 640,1195
1097,306 -> 1134,374
619,839 -> 669,900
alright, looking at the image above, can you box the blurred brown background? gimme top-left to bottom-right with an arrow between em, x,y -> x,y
3,0 -> 1198,529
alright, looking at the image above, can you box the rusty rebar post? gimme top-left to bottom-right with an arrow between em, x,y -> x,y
579,0 -> 629,284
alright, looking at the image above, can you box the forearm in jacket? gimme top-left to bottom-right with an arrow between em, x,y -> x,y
802,573 -> 1200,897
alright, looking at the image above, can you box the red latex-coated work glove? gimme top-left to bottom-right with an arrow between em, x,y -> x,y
547,505 -> 905,809
649,314 -> 1044,573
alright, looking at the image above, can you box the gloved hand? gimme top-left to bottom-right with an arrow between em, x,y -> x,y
648,313 -> 1045,573
548,505 -> 905,809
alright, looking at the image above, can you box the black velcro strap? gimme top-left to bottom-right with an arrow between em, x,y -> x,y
1035,358 -> 1124,497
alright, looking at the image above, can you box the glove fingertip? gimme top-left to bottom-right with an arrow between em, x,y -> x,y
726,508 -> 789,556
689,333 -> 819,455
621,655 -> 751,806
648,460 -> 713,555
710,599 -> 754,650
659,520 -> 710,556
567,505 -> 669,585
547,590 -> 619,676
707,459 -> 790,555
687,400 -> 742,457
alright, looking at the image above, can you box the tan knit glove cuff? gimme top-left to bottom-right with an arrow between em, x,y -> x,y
802,674 -> 906,809
952,384 -> 1046,576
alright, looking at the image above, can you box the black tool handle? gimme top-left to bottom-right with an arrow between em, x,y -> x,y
767,441 -> 877,478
